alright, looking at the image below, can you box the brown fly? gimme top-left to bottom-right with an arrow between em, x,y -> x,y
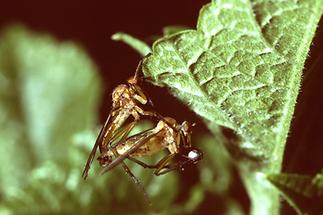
82,61 -> 203,205
82,62 -> 161,179
100,117 -> 203,176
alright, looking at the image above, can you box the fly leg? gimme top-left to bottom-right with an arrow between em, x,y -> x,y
134,106 -> 163,121
125,130 -> 183,175
152,131 -> 187,176
130,153 -> 188,176
107,121 -> 152,205
100,128 -> 164,205
154,160 -> 185,175
127,157 -> 158,169
101,129 -> 160,174
133,56 -> 150,82
119,161 -> 152,206
108,120 -> 138,148
96,119 -> 139,165
153,154 -> 177,176
126,153 -> 179,175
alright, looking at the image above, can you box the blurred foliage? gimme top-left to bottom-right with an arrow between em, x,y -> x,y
0,25 -> 101,214
0,25 -> 240,215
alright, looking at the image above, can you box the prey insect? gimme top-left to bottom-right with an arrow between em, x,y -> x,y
82,62 -> 160,179
100,117 -> 203,176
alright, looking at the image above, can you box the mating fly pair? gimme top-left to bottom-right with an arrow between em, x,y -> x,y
82,61 -> 203,202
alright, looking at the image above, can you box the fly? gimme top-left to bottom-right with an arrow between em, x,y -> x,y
82,61 -> 160,179
82,61 -> 203,206
100,117 -> 203,176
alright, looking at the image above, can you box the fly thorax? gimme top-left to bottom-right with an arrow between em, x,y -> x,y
114,110 -> 130,128
119,97 -> 136,110
164,129 -> 176,145
154,120 -> 167,132
165,127 -> 179,154
116,144 -> 131,155
112,84 -> 128,101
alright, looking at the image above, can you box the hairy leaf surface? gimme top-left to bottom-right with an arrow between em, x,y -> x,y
142,0 -> 323,163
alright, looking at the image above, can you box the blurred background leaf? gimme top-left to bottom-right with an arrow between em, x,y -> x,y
0,25 -> 101,214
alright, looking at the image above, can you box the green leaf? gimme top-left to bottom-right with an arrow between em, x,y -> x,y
141,1 -> 323,214
267,173 -> 323,214
162,26 -> 189,36
143,0 -> 323,161
112,27 -> 190,56
112,32 -> 151,56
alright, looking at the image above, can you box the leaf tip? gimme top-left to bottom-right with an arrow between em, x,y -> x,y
111,32 -> 123,41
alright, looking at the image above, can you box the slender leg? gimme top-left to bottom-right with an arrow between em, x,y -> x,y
108,121 -> 152,205
107,119 -> 138,171
127,157 -> 158,169
154,164 -> 182,175
100,130 -> 159,174
108,120 -> 138,148
125,130 -> 184,175
134,106 -> 163,121
143,110 -> 164,121
133,55 -> 151,82
128,154 -> 188,175
108,150 -> 151,205
153,130 -> 184,176
181,131 -> 192,148
153,154 -> 177,176
134,53 -> 153,83
120,162 -> 151,206
134,58 -> 143,81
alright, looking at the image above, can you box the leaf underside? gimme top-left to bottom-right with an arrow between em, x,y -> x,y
267,173 -> 323,214
142,0 -> 323,163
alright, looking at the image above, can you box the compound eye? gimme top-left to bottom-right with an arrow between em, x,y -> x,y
97,155 -> 112,167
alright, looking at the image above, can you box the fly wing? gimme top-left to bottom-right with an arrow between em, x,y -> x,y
100,129 -> 159,175
82,111 -> 115,179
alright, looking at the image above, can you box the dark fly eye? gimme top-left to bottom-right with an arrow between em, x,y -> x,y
97,155 -> 112,167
